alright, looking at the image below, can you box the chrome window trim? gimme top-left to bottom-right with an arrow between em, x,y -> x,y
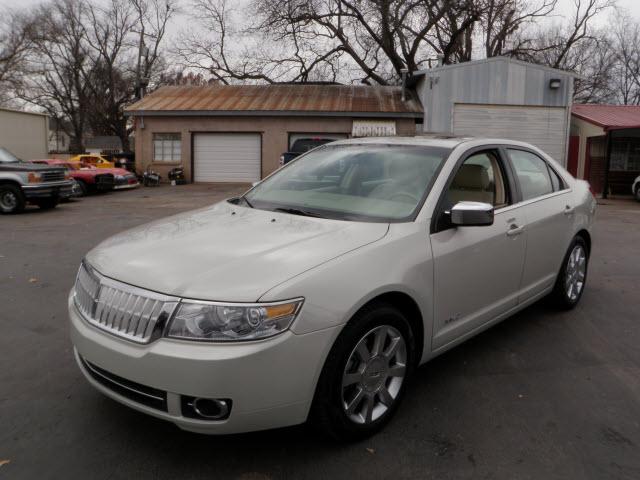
494,188 -> 572,214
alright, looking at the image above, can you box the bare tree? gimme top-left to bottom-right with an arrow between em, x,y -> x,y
0,10 -> 36,105
177,0 -> 472,85
481,0 -> 557,58
513,0 -> 614,67
15,0 -> 175,152
131,0 -> 176,99
83,0 -> 136,150
17,0 -> 91,153
608,11 -> 640,104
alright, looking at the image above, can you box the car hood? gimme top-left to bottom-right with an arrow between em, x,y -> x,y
86,201 -> 389,302
1,162 -> 64,172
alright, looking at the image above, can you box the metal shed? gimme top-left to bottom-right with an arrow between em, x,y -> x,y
0,108 -> 49,160
412,57 -> 577,165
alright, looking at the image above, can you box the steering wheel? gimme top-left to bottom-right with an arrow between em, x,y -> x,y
389,191 -> 419,203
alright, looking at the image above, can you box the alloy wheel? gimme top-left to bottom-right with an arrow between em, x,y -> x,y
565,244 -> 587,301
341,325 -> 407,425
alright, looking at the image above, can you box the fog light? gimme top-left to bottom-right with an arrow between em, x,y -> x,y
181,396 -> 232,420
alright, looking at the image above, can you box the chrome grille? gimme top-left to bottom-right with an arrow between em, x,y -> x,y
73,262 -> 179,344
95,173 -> 115,186
42,170 -> 65,182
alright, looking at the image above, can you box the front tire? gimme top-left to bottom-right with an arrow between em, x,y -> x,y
0,183 -> 26,214
311,303 -> 416,441
76,180 -> 88,196
635,184 -> 640,202
551,236 -> 589,309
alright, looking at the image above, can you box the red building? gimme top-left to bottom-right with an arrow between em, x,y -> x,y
570,105 -> 640,197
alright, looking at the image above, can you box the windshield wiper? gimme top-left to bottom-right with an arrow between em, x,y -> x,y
273,207 -> 325,218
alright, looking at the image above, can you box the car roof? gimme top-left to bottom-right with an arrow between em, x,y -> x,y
330,135 -> 471,149
329,135 -> 541,151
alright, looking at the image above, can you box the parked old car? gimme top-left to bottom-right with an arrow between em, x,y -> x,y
69,154 -> 115,169
0,147 -> 74,213
31,160 -> 115,195
69,137 -> 595,439
105,167 -> 140,191
279,137 -> 337,166
633,175 -> 640,201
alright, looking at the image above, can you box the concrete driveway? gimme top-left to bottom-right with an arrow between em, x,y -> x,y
1,186 -> 639,479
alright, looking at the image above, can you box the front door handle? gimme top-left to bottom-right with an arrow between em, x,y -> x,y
564,205 -> 576,216
506,224 -> 525,237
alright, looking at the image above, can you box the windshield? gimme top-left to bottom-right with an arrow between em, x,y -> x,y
245,144 -> 451,222
0,147 -> 21,163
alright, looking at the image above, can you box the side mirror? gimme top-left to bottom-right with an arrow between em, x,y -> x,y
450,201 -> 494,227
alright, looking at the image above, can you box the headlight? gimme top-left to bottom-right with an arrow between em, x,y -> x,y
28,172 -> 42,183
64,171 -> 71,180
116,175 -> 124,180
166,298 -> 304,342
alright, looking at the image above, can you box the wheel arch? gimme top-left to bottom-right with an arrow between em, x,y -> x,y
0,179 -> 23,189
575,229 -> 592,254
350,291 -> 425,365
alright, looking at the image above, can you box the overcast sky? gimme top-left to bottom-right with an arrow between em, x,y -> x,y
2,0 -> 640,16
2,0 -> 639,42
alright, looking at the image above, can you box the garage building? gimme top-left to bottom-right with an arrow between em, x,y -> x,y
125,84 -> 422,183
411,57 -> 576,165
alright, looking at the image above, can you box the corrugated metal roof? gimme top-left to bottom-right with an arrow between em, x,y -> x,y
125,84 -> 423,117
572,104 -> 640,130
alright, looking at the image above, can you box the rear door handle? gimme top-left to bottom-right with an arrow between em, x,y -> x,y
506,224 -> 525,237
564,205 -> 575,216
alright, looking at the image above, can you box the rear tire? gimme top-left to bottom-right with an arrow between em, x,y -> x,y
635,185 -> 640,202
310,302 -> 416,441
0,184 -> 26,214
551,236 -> 589,310
35,198 -> 59,210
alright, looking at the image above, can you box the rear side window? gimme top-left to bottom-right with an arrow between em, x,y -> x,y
507,149 -> 554,201
548,167 -> 565,191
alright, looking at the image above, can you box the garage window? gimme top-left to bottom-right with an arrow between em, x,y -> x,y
153,133 -> 181,162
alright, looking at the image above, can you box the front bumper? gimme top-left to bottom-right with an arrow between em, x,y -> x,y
113,181 -> 139,190
69,295 -> 340,434
23,180 -> 74,199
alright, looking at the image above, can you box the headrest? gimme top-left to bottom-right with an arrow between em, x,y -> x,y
451,164 -> 490,190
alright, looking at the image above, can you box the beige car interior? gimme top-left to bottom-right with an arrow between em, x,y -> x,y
448,151 -> 507,207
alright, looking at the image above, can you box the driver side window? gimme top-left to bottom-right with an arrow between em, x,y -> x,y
446,150 -> 508,209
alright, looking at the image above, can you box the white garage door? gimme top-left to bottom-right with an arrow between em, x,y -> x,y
193,133 -> 261,182
453,104 -> 568,164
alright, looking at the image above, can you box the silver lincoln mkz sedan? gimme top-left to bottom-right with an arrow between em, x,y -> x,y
70,137 -> 596,440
